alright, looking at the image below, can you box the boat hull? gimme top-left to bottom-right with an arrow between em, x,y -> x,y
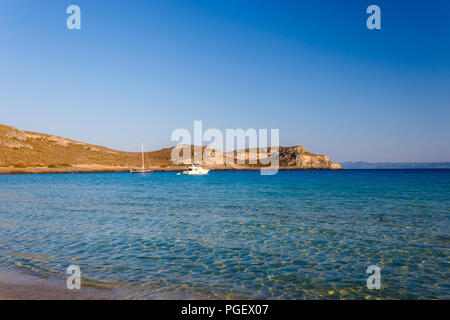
130,169 -> 153,173
182,169 -> 209,175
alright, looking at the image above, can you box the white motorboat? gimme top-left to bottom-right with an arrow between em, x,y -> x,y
130,144 -> 153,173
182,164 -> 209,175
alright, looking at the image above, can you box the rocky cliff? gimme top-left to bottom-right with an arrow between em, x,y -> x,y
279,146 -> 342,169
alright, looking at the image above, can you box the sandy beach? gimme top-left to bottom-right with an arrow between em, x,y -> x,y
0,265 -> 201,300
0,265 -> 122,300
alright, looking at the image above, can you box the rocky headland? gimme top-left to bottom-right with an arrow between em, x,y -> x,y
0,125 -> 342,174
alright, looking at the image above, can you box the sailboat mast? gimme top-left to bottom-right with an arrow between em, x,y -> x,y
141,143 -> 144,172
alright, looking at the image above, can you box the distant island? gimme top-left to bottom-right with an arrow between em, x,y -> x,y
0,125 -> 342,174
341,161 -> 450,169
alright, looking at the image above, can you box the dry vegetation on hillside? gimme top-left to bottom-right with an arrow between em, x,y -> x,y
0,125 -> 341,173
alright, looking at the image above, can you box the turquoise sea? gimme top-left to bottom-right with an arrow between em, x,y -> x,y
0,170 -> 449,299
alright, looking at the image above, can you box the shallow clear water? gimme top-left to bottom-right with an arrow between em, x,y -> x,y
0,170 -> 449,299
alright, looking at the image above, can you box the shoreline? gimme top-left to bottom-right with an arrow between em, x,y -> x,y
0,264 -> 211,300
0,166 -> 344,175
1,167 -> 447,175
0,265 -> 123,300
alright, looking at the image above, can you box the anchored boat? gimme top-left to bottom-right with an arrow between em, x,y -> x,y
182,164 -> 209,175
130,144 -> 153,173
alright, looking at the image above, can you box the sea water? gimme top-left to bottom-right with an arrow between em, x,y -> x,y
0,170 -> 448,299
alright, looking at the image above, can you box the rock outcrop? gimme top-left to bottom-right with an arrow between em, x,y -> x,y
279,146 -> 342,169
173,144 -> 342,170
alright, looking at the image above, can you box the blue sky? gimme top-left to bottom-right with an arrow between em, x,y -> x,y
0,0 -> 449,162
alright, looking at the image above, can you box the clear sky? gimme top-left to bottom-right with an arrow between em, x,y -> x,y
0,0 -> 449,162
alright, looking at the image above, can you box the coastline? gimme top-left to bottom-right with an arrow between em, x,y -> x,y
0,166 -> 343,175
0,125 -> 343,173
2,167 -> 448,175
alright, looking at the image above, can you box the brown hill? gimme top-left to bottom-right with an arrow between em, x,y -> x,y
0,125 -> 342,173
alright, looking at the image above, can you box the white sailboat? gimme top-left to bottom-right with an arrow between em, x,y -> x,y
130,144 -> 153,173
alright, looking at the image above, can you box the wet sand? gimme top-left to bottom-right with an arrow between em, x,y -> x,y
0,265 -> 201,300
0,266 -> 121,300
